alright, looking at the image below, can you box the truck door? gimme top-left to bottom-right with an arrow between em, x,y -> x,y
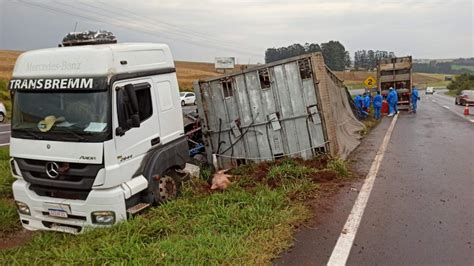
112,79 -> 160,180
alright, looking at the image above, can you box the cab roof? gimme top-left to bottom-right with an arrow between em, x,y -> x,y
12,43 -> 175,78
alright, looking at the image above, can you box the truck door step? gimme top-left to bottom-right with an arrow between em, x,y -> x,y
126,203 -> 150,215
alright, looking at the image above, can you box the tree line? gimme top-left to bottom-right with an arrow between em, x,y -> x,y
413,58 -> 474,74
353,50 -> 395,70
447,73 -> 474,94
264,41 -> 350,71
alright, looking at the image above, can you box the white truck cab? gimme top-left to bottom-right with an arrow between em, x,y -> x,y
9,43 -> 189,233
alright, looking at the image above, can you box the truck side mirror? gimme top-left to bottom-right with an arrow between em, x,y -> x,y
125,84 -> 139,117
130,114 -> 140,127
116,84 -> 141,136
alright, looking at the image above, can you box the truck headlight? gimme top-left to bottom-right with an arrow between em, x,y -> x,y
91,211 -> 115,225
15,201 -> 30,215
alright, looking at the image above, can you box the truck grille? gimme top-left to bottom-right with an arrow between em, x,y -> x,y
15,158 -> 103,200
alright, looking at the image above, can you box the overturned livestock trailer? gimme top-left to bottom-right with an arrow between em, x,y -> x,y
194,52 -> 363,168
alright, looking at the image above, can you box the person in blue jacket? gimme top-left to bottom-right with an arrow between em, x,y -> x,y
354,95 -> 368,118
364,93 -> 371,112
411,86 -> 420,113
387,87 -> 397,117
393,88 -> 398,114
373,91 -> 383,120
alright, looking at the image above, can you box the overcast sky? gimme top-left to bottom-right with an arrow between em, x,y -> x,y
0,0 -> 472,63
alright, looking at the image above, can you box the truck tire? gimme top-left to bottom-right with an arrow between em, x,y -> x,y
0,112 -> 4,123
150,169 -> 182,205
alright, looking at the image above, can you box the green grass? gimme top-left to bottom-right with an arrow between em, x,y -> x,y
346,83 -> 367,90
0,199 -> 20,234
327,158 -> 349,178
0,157 -> 349,264
445,90 -> 457,97
423,80 -> 450,88
0,147 -> 13,197
0,147 -> 19,234
451,64 -> 474,71
266,159 -> 314,181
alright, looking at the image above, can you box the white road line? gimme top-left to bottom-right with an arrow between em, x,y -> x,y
430,96 -> 473,122
443,105 -> 450,109
0,131 -> 10,135
470,120 -> 474,123
0,143 -> 10,147
432,100 -> 437,103
327,114 -> 399,266
0,124 -> 11,128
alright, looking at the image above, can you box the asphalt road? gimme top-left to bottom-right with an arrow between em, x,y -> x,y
276,93 -> 474,265
0,123 -> 10,147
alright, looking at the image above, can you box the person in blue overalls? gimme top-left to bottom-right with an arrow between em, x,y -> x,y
411,86 -> 420,113
387,87 -> 398,117
373,91 -> 383,120
354,94 -> 368,118
364,93 -> 371,113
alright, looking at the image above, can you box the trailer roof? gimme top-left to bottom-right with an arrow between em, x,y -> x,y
197,52 -> 327,83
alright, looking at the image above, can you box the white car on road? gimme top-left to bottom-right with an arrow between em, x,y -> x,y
0,102 -> 6,122
180,92 -> 196,106
425,87 -> 435,95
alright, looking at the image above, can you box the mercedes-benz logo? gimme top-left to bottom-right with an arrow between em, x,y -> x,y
46,162 -> 59,179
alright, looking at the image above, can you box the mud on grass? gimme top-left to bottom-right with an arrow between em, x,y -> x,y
0,157 -> 352,264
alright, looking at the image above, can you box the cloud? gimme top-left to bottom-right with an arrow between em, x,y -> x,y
0,0 -> 472,63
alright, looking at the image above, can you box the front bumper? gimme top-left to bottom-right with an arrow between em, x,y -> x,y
12,179 -> 128,234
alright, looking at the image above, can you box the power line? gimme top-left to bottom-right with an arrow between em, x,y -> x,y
14,0 -> 263,57
85,0 -> 262,52
73,0 -> 261,54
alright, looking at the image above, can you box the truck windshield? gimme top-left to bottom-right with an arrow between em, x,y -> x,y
11,90 -> 110,142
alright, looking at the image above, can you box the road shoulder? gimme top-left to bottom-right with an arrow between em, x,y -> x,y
274,117 -> 393,265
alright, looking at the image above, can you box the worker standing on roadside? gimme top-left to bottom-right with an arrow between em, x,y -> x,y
387,87 -> 397,117
393,88 -> 398,114
411,86 -> 420,113
364,93 -> 371,113
354,94 -> 368,118
373,91 -> 383,120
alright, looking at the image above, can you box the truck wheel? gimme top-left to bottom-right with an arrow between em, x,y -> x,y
151,169 -> 181,205
0,113 -> 4,123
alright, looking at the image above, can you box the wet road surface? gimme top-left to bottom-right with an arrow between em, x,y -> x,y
276,94 -> 474,265
0,123 -> 10,147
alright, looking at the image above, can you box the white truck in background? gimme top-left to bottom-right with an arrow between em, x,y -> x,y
9,43 -> 190,233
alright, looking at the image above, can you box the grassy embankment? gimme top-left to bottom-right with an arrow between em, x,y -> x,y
337,71 -> 451,90
445,73 -> 474,97
0,153 -> 351,264
0,148 -> 20,235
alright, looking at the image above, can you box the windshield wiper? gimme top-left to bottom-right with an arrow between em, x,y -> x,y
58,129 -> 86,141
13,128 -> 43,140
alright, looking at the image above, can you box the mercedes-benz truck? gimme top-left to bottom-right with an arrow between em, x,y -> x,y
9,43 -> 189,233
